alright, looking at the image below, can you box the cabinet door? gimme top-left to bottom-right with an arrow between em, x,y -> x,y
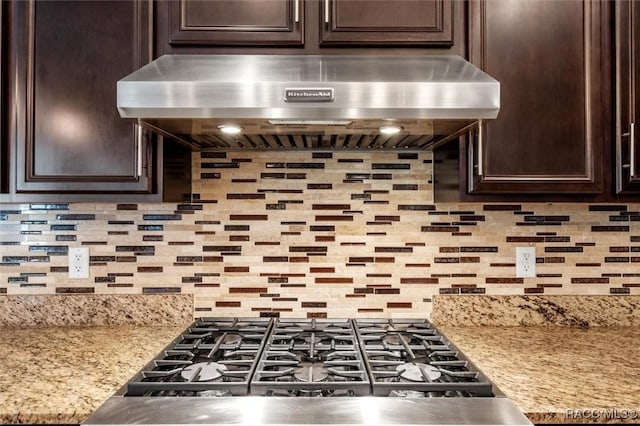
616,0 -> 640,193
320,0 -> 453,46
10,0 -> 155,194
0,1 -> 7,194
466,0 -> 607,194
168,0 -> 303,46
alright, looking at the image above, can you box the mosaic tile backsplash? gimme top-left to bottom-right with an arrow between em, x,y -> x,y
1,151 -> 639,318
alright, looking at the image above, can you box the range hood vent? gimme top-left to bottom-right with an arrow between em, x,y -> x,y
117,55 -> 499,151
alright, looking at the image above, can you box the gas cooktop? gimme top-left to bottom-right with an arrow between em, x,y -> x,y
83,317 -> 532,426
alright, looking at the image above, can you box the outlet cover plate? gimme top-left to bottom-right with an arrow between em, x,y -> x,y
68,247 -> 89,279
516,246 -> 536,278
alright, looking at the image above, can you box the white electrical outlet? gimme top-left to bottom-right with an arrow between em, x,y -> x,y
68,247 -> 90,279
516,246 -> 536,278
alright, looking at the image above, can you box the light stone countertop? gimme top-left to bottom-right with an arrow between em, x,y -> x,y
0,326 -> 186,424
1,325 -> 639,424
440,326 -> 640,424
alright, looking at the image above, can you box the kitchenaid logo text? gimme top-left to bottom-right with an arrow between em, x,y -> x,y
284,88 -> 335,102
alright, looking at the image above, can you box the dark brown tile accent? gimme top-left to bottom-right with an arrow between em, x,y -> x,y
308,183 -> 333,190
490,263 -> 515,267
201,151 -> 227,158
316,236 -> 335,242
307,312 -> 328,318
375,257 -> 395,263
605,257 -> 630,263
264,256 -> 288,262
461,288 -> 486,294
230,214 -> 268,220
55,287 -> 95,293
393,184 -> 418,190
460,257 -> 480,263
290,246 -> 327,253
312,204 -> 351,210
483,204 -> 522,211
194,283 -> 221,288
358,308 -> 384,313
372,163 -> 410,169
227,194 -> 266,200
422,226 -> 460,232
571,278 -> 610,284
229,287 -> 268,293
375,215 -> 400,222
401,278 -> 439,284
576,263 -> 602,267
216,301 -> 241,307
372,173 -> 392,179
376,288 -> 400,294
406,263 -> 430,267
545,247 -> 583,252
315,215 -> 353,221
310,267 -> 335,273
350,257 -> 374,263
200,173 -> 221,179
203,256 -> 224,262
589,204 -> 627,211
116,256 -> 137,262
301,302 -> 327,308
485,278 -> 524,284
610,288 -> 631,294
107,283 -> 134,288
230,236 -> 250,242
439,247 -> 459,253
575,242 -> 596,247
116,204 -> 138,210
137,267 -> 163,273
461,246 -> 498,252
398,204 -> 435,211
225,266 -> 250,272
204,245 -> 241,252
375,247 -> 413,253
315,277 -> 353,284
290,257 -> 310,262
592,225 -> 629,232
202,162 -> 239,169
312,152 -> 332,158
435,257 -> 459,263
611,246 -> 630,252
387,302 -> 412,308
439,288 -> 460,294
256,242 -> 281,246
273,297 -> 298,302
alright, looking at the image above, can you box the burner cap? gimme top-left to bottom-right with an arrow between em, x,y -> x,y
304,335 -> 323,344
294,365 -> 328,382
396,363 -> 441,382
181,362 -> 228,381
382,334 -> 403,345
222,333 -> 242,345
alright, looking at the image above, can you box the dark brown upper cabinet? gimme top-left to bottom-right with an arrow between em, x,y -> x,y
0,1 -> 7,194
464,0 -> 609,195
6,0 -> 161,200
615,0 -> 640,194
320,0 -> 453,47
160,0 -> 454,51
168,0 -> 304,46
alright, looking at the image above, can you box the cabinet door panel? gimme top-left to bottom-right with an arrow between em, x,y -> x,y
12,0 -> 154,193
467,0 -> 606,194
0,1 -> 6,193
616,0 -> 640,193
321,0 -> 453,46
169,0 -> 303,46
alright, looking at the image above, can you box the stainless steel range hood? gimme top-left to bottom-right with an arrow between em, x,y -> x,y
118,55 -> 499,150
